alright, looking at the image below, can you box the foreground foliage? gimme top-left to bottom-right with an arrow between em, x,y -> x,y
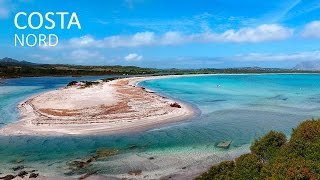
197,120 -> 320,180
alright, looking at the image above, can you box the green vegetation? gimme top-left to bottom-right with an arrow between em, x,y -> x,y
197,119 -> 320,180
1,57 -> 319,78
101,77 -> 120,82
0,58 -> 157,78
82,81 -> 100,87
67,80 -> 101,88
251,131 -> 286,161
67,81 -> 78,86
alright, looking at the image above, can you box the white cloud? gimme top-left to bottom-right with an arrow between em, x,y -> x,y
301,21 -> 320,38
124,53 -> 143,61
69,36 -> 97,47
232,51 -> 320,62
68,32 -> 155,48
203,24 -> 293,43
64,24 -> 292,49
69,49 -> 104,60
160,31 -> 187,45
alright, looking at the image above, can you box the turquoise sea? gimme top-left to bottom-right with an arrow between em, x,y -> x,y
0,74 -> 320,178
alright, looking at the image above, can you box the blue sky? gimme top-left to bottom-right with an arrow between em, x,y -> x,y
1,0 -> 320,68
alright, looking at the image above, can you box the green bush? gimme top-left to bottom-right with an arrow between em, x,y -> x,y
233,154 -> 263,180
195,161 -> 235,180
250,131 -> 286,161
80,81 -> 100,87
197,120 -> 320,180
67,81 -> 78,86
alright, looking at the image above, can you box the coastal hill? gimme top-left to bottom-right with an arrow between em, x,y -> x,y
197,119 -> 320,179
0,57 -> 36,66
0,57 -> 157,78
0,57 -> 318,78
294,61 -> 320,71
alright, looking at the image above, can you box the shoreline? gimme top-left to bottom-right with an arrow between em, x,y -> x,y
1,72 -> 318,137
1,72 -> 316,136
1,72 -> 320,81
0,76 -> 197,136
1,73 -> 316,179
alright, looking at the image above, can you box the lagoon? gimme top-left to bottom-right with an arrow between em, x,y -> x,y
0,74 -> 319,178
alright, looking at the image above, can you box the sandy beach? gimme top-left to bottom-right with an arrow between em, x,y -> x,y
0,76 -> 196,136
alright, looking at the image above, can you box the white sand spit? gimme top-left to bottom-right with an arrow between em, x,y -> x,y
0,76 -> 195,136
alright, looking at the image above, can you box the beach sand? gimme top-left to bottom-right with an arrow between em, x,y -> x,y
0,76 -> 195,136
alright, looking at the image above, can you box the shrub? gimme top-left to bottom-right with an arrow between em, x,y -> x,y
170,102 -> 182,108
250,131 -> 286,161
233,154 -> 263,180
67,81 -> 78,86
197,120 -> 320,180
195,161 -> 235,180
102,77 -> 118,82
290,119 -> 320,143
81,81 -> 100,87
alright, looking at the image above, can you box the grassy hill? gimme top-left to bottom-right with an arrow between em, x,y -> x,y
196,119 -> 320,180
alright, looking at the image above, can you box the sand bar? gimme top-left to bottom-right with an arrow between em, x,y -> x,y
0,76 -> 196,136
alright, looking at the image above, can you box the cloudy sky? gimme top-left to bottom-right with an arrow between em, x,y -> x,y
1,0 -> 320,68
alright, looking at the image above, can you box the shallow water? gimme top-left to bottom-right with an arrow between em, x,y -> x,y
0,74 -> 319,178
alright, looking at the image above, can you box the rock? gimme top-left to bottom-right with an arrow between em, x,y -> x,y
68,148 -> 118,174
95,148 -> 118,159
12,165 -> 24,171
68,158 -> 97,171
0,175 -> 15,180
85,157 -> 96,164
29,173 -> 39,178
170,102 -> 181,108
18,171 -> 28,178
68,160 -> 88,171
217,141 -> 232,149
128,145 -> 139,150
12,158 -> 24,164
79,170 -> 98,180
67,81 -> 78,86
128,170 -> 142,176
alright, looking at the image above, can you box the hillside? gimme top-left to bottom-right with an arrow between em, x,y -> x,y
294,61 -> 320,71
0,57 -> 35,65
1,57 -> 318,78
0,57 -> 158,78
197,119 -> 320,179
